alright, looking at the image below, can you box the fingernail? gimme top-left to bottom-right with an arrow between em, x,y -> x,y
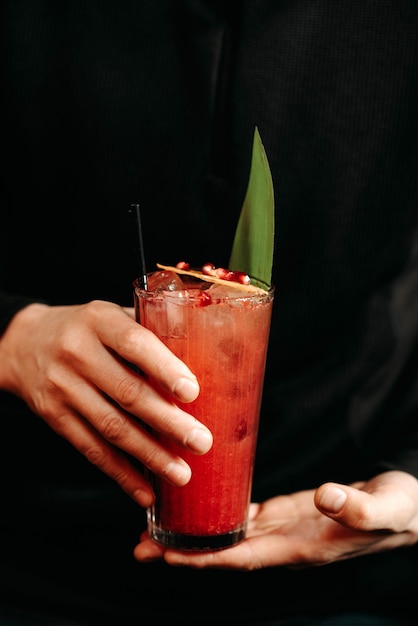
133,488 -> 154,508
164,461 -> 192,486
185,427 -> 213,454
319,486 -> 347,513
173,376 -> 199,402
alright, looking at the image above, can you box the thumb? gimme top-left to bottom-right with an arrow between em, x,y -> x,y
314,472 -> 418,534
314,483 -> 351,519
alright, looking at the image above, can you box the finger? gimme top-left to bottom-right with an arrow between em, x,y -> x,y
68,303 -> 213,454
91,302 -> 201,403
46,409 -> 155,507
84,350 -> 212,455
133,533 -> 167,562
50,380 -> 194,487
49,317 -> 213,455
248,502 -> 261,522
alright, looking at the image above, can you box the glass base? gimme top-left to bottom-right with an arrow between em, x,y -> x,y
148,523 -> 246,552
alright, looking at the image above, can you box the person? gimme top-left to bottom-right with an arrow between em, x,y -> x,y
1,1 -> 418,624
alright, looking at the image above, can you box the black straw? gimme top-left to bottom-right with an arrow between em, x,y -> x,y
130,203 -> 148,290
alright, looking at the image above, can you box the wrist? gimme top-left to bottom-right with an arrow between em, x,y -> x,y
0,302 -> 50,393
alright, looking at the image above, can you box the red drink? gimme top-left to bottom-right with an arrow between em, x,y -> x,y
134,271 -> 274,550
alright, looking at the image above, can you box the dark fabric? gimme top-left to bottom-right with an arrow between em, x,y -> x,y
1,0 -> 418,623
0,609 -> 415,626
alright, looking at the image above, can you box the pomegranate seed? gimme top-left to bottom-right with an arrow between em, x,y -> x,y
198,291 -> 212,306
203,263 -> 250,285
232,271 -> 251,285
176,261 -> 190,270
175,261 -> 251,286
201,263 -> 216,276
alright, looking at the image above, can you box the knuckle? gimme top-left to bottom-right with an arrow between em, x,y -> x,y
85,444 -> 108,467
113,323 -> 143,359
99,410 -> 127,443
140,444 -> 163,474
55,328 -> 87,366
83,299 -> 105,321
156,406 -> 185,436
84,441 -> 124,478
114,375 -> 142,410
56,301 -> 104,359
45,410 -> 68,436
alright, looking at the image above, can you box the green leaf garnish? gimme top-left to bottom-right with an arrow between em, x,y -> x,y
228,127 -> 275,289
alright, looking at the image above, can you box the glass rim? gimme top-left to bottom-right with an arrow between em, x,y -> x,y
133,275 -> 274,301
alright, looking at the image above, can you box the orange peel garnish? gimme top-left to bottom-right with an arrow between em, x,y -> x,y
156,264 -> 266,294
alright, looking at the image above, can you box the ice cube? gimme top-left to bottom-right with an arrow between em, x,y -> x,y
207,283 -> 248,300
147,270 -> 184,293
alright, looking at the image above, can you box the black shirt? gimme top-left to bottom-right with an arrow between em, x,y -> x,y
1,1 -> 418,623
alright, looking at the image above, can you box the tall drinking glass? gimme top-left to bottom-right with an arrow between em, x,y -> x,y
133,270 -> 274,551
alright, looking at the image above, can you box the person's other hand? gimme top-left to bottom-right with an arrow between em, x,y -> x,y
0,302 -> 213,506
133,470 -> 418,568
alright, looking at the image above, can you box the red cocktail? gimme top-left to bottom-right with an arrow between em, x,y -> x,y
134,268 -> 274,550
